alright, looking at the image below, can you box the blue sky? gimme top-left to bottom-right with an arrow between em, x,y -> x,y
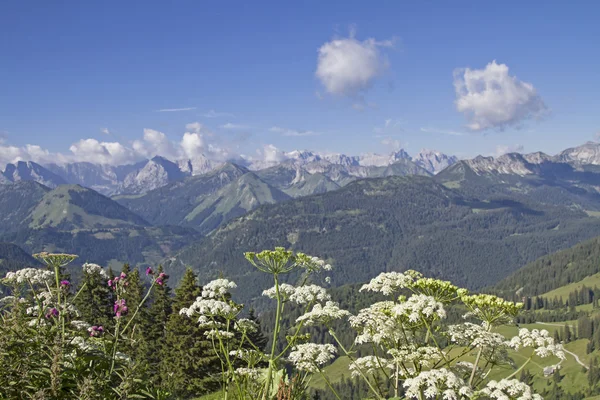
1,1 -> 599,165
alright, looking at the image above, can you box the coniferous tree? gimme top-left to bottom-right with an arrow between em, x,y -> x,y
141,265 -> 172,385
73,263 -> 113,329
160,267 -> 220,397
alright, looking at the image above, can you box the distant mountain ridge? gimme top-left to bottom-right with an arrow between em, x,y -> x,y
1,147 -> 456,195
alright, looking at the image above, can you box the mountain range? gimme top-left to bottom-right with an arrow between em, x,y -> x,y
1,148 -> 455,196
4,141 -> 600,304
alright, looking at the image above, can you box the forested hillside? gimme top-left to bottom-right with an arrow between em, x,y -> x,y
494,235 -> 600,297
166,175 -> 600,304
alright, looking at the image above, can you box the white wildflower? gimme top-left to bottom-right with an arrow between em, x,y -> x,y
202,279 -> 237,298
508,328 -> 565,360
300,256 -> 333,273
204,329 -> 235,339
185,298 -> 241,319
388,346 -> 442,368
71,320 -> 91,331
393,294 -> 446,324
289,284 -> 331,305
82,263 -> 108,278
235,318 -> 258,333
4,268 -> 54,285
229,349 -> 264,365
403,369 -> 472,400
262,283 -> 297,301
234,368 -> 261,380
288,343 -> 336,372
349,356 -> 395,378
349,301 -> 402,345
296,301 -> 350,326
447,322 -> 506,348
478,378 -> 542,400
360,271 -> 420,295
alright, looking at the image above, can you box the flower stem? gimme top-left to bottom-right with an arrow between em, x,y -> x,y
263,273 -> 281,400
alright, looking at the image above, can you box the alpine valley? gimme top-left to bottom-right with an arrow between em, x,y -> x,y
5,142 -> 600,305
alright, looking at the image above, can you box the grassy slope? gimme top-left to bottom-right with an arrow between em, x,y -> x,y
541,272 -> 600,300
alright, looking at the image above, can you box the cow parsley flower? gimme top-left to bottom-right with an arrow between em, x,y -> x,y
296,301 -> 350,326
82,263 -> 108,278
185,298 -> 241,319
349,356 -> 395,378
299,255 -> 333,273
71,320 -> 91,331
202,279 -> 237,298
4,268 -> 54,285
204,329 -> 235,339
447,322 -> 506,348
393,294 -> 446,324
289,284 -> 331,305
461,294 -> 522,325
235,318 -> 258,333
350,301 -> 401,345
262,283 -> 297,301
234,368 -> 261,379
478,379 -> 542,400
507,328 -> 565,360
288,343 -> 336,372
403,369 -> 472,400
388,346 -> 442,368
360,271 -> 420,295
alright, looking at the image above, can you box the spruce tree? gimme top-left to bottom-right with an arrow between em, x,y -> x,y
140,265 -> 172,385
160,267 -> 220,397
73,263 -> 113,329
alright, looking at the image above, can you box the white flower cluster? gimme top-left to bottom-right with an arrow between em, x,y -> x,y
360,271 -> 418,295
202,279 -> 237,298
388,346 -> 442,368
71,320 -> 91,331
447,323 -> 506,349
393,294 -> 446,323
4,268 -> 54,285
349,356 -> 395,378
288,343 -> 336,373
296,301 -> 350,326
289,284 -> 331,304
235,318 -> 258,333
508,328 -> 565,359
403,369 -> 472,400
234,368 -> 261,380
349,301 -> 401,345
229,349 -> 264,365
301,256 -> 333,273
262,283 -> 297,300
204,329 -> 235,339
181,298 -> 240,319
478,378 -> 542,400
82,263 -> 108,278
263,283 -> 331,305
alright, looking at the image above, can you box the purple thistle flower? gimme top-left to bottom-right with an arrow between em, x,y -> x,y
60,280 -> 70,287
45,308 -> 59,319
155,272 -> 168,286
120,272 -> 127,279
88,325 -> 104,337
145,267 -> 154,276
113,299 -> 128,318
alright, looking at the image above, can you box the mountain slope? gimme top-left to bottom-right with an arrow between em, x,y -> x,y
165,175 -> 600,304
0,181 -> 50,234
29,185 -> 150,230
114,163 -> 249,227
184,172 -> 291,234
493,235 -> 600,297
0,242 -> 40,277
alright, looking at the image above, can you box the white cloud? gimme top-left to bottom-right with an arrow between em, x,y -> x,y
380,137 -> 402,150
420,127 -> 467,136
69,139 -> 136,165
262,144 -> 289,163
316,33 -> 394,96
374,118 -> 403,134
454,61 -> 547,131
203,110 -> 235,118
270,126 -> 320,137
132,128 -> 178,159
155,107 -> 196,112
221,123 -> 249,130
185,122 -> 203,134
100,128 -> 111,135
495,144 -> 525,156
